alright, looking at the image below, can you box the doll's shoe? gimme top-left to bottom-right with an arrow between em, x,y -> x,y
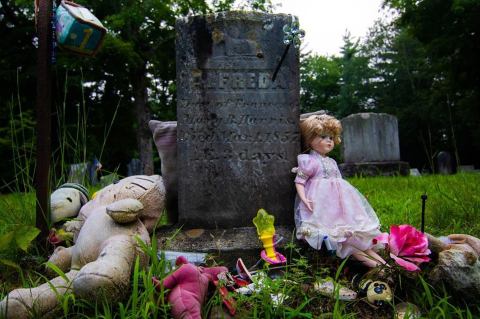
235,258 -> 254,282
313,277 -> 357,301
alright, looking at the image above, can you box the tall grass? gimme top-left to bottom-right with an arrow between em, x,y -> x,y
349,173 -> 480,237
0,68 -> 120,276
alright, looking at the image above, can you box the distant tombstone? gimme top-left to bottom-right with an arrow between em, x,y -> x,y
88,157 -> 102,185
342,113 -> 400,163
410,168 -> 421,176
176,11 -> 300,228
339,113 -> 409,177
436,151 -> 453,175
69,159 -> 102,185
68,163 -> 88,184
127,158 -> 143,176
458,165 -> 476,173
300,110 -> 326,121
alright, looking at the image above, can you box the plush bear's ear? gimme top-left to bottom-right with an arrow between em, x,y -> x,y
106,198 -> 144,223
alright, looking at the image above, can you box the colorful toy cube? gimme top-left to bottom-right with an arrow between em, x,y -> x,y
55,1 -> 106,56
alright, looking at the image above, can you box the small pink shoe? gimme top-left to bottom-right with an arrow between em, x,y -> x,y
260,250 -> 286,265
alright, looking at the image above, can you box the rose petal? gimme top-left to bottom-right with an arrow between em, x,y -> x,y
389,225 -> 408,256
390,253 -> 420,271
403,256 -> 431,264
393,225 -> 429,257
399,240 -> 429,256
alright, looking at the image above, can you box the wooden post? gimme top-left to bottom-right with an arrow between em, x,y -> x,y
35,0 -> 53,247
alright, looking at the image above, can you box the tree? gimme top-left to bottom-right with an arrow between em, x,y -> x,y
337,32 -> 376,118
300,54 -> 341,113
0,0 -> 37,188
364,19 -> 442,170
384,0 -> 480,168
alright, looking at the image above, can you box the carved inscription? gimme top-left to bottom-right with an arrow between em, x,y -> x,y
180,130 -> 298,144
189,70 -> 289,91
176,12 -> 299,228
190,149 -> 289,162
182,113 -> 295,126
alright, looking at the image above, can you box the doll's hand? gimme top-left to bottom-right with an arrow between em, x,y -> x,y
302,199 -> 313,212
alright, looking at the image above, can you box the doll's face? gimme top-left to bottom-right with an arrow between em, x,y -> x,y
310,135 -> 334,155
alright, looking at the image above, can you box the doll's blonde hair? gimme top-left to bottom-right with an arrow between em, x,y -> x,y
300,114 -> 342,149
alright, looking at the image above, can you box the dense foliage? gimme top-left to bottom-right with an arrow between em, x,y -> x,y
1,0 -> 479,188
301,0 -> 480,171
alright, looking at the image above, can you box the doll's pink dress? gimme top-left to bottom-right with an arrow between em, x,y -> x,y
294,151 -> 382,258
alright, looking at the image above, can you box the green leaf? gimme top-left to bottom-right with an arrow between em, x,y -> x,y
45,261 -> 69,282
0,258 -> 21,269
14,226 -> 40,251
0,231 -> 15,251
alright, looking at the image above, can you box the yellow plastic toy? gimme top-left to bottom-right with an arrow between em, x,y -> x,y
252,209 -> 286,265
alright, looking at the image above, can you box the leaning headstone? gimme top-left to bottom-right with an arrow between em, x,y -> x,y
339,113 -> 409,177
176,11 -> 300,229
436,151 -> 453,175
127,158 -> 143,176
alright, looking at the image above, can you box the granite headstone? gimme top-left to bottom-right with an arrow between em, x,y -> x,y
341,113 -> 400,163
339,113 -> 409,176
176,11 -> 300,228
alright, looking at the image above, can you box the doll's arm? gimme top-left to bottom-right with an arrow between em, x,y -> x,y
295,183 -> 313,212
162,271 -> 180,289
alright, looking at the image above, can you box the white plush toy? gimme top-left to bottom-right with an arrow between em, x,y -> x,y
0,175 -> 166,319
50,183 -> 89,223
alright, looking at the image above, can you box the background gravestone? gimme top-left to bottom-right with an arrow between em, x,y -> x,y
339,113 -> 409,177
127,158 -> 143,176
176,11 -> 300,229
436,151 -> 454,174
342,113 -> 400,163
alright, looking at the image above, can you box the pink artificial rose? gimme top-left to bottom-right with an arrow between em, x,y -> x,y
374,225 -> 431,271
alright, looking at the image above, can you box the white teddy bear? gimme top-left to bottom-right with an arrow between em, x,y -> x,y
0,175 -> 166,319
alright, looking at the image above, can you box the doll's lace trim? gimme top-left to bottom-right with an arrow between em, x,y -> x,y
296,169 -> 308,180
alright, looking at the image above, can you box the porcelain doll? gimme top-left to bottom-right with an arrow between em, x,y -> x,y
294,114 -> 386,268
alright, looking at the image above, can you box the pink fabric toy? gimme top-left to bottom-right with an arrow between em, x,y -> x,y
158,257 -> 228,319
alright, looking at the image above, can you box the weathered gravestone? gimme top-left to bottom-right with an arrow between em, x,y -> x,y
339,113 -> 409,177
68,159 -> 102,185
175,11 -> 300,229
436,151 -> 454,174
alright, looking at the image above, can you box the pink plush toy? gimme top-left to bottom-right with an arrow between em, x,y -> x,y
155,257 -> 228,319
